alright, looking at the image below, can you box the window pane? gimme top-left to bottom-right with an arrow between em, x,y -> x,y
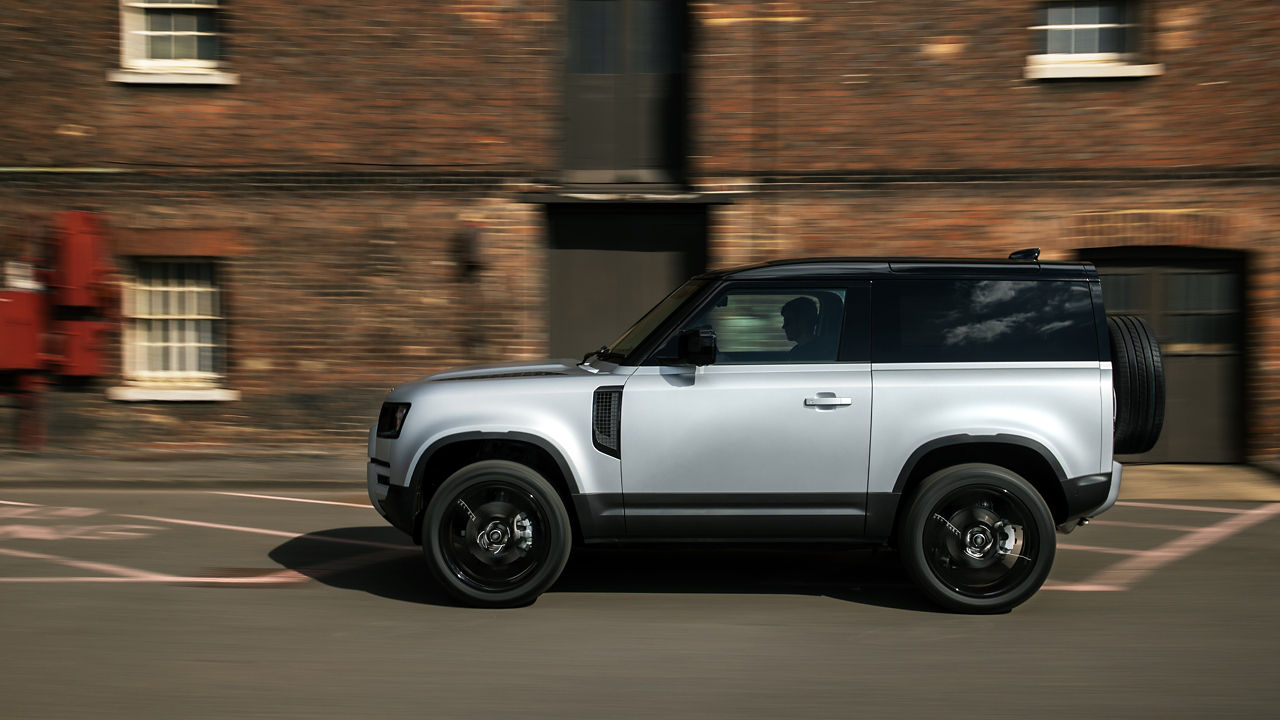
1101,274 -> 1140,312
872,280 -> 1097,363
679,289 -> 846,363
147,10 -> 172,32
1047,4 -> 1073,25
173,35 -> 196,59
635,0 -> 678,75
173,12 -> 198,32
1074,27 -> 1099,53
1099,1 -> 1124,24
1047,29 -> 1071,54
148,36 -> 173,60
196,12 -> 215,33
1168,273 -> 1237,312
1168,314 -> 1236,347
568,0 -> 620,74
197,35 -> 218,60
1100,27 -> 1124,53
1075,3 -> 1099,24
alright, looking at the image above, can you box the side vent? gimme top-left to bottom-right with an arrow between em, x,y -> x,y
592,386 -> 623,458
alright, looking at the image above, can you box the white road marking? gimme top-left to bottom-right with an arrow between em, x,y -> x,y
0,546 -> 170,580
1058,543 -> 1143,556
210,491 -> 370,509
118,513 -> 412,551
1115,500 -> 1248,515
1088,519 -> 1195,532
0,548 -> 409,585
0,500 -> 41,506
1082,502 -> 1280,590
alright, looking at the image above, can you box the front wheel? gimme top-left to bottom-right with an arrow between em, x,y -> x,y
423,460 -> 571,608
898,463 -> 1056,613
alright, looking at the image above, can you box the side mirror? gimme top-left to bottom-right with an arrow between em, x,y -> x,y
678,328 -> 717,366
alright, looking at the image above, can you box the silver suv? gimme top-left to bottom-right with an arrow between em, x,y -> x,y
367,252 -> 1164,613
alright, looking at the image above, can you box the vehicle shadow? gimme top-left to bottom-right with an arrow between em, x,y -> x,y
268,527 -> 943,612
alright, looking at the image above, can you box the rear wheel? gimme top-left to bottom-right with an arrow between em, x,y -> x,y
423,460 -> 571,608
898,463 -> 1055,613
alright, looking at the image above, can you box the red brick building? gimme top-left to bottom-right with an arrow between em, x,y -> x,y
0,1 -> 1276,466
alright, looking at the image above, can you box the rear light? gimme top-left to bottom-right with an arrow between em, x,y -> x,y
377,402 -> 411,438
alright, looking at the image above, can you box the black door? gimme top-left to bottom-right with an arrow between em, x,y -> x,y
546,203 -> 707,358
1084,248 -> 1246,463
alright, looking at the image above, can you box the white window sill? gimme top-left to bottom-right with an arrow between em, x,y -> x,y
1024,62 -> 1164,80
108,70 -> 239,85
107,387 -> 241,402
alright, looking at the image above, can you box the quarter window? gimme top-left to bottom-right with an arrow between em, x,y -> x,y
872,280 -> 1098,363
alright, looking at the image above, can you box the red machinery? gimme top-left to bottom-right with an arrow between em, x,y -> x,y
1,212 -> 116,450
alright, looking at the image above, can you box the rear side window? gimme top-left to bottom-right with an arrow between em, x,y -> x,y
872,279 -> 1097,363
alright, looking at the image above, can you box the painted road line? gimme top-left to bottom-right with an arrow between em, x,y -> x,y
0,500 -> 41,506
1083,502 -> 1280,590
1059,543 -> 1143,556
0,546 -> 170,580
118,513 -> 412,551
0,548 -> 408,586
210,491 -> 370,509
1088,519 -> 1197,532
1115,500 -> 1249,515
1043,581 -> 1124,592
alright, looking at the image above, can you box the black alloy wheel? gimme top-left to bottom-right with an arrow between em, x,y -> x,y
899,463 -> 1056,613
423,460 -> 571,608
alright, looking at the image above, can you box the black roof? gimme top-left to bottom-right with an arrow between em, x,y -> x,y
712,256 -> 1097,281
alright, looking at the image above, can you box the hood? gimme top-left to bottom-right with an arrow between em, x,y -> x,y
426,358 -> 595,382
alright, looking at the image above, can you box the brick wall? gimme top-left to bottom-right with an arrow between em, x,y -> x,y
691,0 -> 1280,175
1,1 -> 1277,461
0,0 -> 561,172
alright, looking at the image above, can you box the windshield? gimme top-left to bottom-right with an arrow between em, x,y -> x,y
603,277 -> 709,362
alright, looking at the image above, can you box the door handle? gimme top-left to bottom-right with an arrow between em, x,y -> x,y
804,396 -> 853,407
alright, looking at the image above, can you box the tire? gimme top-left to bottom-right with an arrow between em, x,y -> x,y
1108,314 -> 1165,454
423,460 -> 571,608
898,463 -> 1056,614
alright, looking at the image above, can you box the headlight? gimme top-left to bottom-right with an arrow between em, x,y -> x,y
376,402 -> 411,438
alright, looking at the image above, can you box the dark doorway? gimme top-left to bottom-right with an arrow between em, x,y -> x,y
1080,247 -> 1247,463
546,203 -> 708,358
563,0 -> 688,186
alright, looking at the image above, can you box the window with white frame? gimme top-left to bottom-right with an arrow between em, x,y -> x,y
120,259 -> 228,390
111,0 -> 238,84
1025,1 -> 1163,79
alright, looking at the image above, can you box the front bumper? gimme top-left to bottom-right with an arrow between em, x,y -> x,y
367,458 -> 420,538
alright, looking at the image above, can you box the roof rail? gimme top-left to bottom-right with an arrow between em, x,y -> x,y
1008,248 -> 1041,261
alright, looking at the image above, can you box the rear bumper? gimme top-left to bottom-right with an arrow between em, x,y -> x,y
1059,461 -> 1122,531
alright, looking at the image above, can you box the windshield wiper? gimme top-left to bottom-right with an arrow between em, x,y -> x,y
582,346 -> 624,364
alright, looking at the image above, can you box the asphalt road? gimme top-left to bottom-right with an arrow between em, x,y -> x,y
1,488 -> 1277,719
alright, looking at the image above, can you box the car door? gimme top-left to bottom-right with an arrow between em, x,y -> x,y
619,282 -> 872,539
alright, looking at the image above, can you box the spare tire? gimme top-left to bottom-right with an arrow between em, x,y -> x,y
1108,315 -> 1165,454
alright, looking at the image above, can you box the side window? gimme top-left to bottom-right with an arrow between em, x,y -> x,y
674,287 -> 847,364
872,280 -> 1097,363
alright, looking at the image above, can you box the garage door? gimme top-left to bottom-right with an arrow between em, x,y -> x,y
1087,250 -> 1246,463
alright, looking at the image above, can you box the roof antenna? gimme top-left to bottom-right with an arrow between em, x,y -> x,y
1008,248 -> 1040,261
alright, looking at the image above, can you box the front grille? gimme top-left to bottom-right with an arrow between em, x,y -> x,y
592,386 -> 623,458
